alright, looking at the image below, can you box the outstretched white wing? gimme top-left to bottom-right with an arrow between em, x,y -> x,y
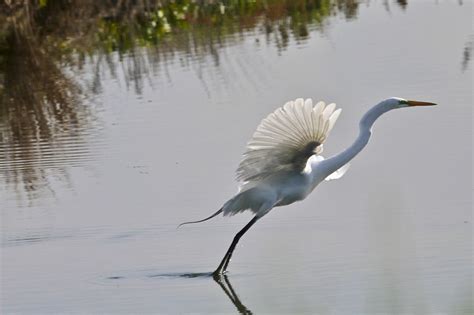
236,98 -> 342,183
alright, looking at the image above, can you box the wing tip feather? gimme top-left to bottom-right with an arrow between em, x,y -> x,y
236,97 -> 342,183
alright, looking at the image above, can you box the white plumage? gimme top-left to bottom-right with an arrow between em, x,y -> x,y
236,98 -> 342,183
221,99 -> 346,218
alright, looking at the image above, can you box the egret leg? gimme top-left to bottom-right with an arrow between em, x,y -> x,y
213,216 -> 259,277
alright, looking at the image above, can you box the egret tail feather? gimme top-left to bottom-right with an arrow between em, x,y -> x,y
177,208 -> 223,228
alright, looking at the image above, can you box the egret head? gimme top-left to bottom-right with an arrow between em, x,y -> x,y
360,97 -> 437,128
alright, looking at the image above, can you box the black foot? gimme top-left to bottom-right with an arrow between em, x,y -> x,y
212,269 -> 226,280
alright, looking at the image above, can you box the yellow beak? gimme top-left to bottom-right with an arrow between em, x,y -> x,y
407,100 -> 437,106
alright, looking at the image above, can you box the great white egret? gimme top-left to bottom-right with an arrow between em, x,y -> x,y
180,97 -> 436,277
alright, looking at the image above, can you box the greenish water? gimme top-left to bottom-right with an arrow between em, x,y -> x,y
1,1 -> 472,313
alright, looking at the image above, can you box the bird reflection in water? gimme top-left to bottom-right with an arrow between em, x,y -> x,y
213,274 -> 253,315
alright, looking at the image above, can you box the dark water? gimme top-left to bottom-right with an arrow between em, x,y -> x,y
1,1 -> 472,313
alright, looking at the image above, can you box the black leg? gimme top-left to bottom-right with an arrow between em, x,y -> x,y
213,216 -> 259,277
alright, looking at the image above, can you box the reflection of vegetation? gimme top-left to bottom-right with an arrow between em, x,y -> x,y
0,0 -> 366,202
0,3 -> 87,202
0,0 -> 366,98
396,0 -> 408,9
0,0 -> 362,90
95,0 -> 334,52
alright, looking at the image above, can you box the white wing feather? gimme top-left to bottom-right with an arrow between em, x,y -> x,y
306,155 -> 350,181
236,98 -> 342,183
325,162 -> 350,181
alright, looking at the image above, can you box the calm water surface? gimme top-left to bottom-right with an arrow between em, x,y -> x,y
1,1 -> 472,314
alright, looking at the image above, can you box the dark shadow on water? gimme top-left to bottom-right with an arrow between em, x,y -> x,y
106,276 -> 125,280
107,271 -> 252,314
102,270 -> 214,281
147,271 -> 214,278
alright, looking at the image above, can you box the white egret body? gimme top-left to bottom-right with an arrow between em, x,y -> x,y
179,97 -> 436,277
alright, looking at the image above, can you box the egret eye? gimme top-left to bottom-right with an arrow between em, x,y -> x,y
399,99 -> 409,105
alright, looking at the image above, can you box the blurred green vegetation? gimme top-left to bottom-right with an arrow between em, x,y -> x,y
0,0 -> 361,148
0,0 -> 359,71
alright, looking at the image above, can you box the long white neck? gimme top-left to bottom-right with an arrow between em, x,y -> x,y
318,99 -> 398,178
